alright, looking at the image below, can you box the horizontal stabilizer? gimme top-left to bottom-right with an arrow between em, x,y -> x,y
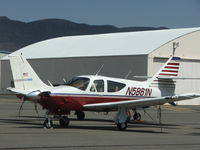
7,87 -> 30,95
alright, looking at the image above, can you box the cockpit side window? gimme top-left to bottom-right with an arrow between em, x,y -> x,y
107,80 -> 126,92
90,80 -> 104,92
67,77 -> 90,91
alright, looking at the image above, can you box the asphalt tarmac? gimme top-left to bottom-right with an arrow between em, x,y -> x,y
0,95 -> 200,150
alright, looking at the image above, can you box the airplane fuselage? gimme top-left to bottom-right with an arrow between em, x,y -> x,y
37,75 -> 163,114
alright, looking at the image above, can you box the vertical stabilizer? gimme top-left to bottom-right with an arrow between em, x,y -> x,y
9,55 -> 49,91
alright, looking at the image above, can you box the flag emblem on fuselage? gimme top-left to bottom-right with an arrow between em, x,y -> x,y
23,72 -> 29,77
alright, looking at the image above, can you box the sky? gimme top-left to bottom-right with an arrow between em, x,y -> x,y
0,0 -> 200,28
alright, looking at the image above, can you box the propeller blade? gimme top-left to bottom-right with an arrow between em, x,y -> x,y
33,101 -> 42,124
34,101 -> 39,114
17,96 -> 25,117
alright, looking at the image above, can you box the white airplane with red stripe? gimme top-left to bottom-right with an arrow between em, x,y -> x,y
7,55 -> 200,130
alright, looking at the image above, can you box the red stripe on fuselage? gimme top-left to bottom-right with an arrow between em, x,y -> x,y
38,94 -> 141,114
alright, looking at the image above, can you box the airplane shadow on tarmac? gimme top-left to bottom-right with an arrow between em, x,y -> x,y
0,115 -> 182,134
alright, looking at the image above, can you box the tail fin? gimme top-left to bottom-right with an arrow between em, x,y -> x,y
9,54 -> 49,91
148,57 -> 181,88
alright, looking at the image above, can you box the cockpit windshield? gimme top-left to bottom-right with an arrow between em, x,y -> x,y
66,77 -> 90,91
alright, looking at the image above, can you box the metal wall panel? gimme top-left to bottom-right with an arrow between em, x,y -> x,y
0,55 -> 148,92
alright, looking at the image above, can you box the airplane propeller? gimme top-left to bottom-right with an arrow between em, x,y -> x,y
17,96 -> 26,117
17,92 -> 43,118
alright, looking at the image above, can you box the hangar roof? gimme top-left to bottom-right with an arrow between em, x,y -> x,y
3,27 -> 200,59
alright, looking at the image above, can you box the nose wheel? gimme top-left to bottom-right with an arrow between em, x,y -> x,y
43,116 -> 70,128
43,118 -> 53,129
75,111 -> 85,120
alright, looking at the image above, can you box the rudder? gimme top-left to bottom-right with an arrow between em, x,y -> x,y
148,57 -> 181,89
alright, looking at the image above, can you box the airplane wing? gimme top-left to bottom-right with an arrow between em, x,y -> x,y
83,93 -> 200,110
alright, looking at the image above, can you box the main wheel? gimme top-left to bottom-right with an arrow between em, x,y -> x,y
133,112 -> 141,121
75,111 -> 85,120
116,122 -> 127,130
43,119 -> 53,129
59,116 -> 70,128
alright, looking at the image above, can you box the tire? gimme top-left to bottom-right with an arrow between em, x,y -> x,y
76,111 -> 85,120
59,116 -> 70,127
133,112 -> 141,121
126,116 -> 131,122
43,119 -> 53,129
117,122 -> 127,130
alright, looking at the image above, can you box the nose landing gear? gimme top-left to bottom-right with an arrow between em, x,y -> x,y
75,111 -> 85,120
43,116 -> 70,128
43,118 -> 53,129
59,116 -> 70,127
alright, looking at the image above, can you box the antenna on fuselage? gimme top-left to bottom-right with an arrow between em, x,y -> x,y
95,64 -> 104,76
63,78 -> 67,83
47,80 -> 53,87
124,70 -> 132,79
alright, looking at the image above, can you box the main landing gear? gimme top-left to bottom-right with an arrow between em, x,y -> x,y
43,111 -> 85,128
114,107 -> 129,130
114,108 -> 142,130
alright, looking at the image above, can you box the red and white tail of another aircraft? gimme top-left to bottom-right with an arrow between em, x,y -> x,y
7,55 -> 200,130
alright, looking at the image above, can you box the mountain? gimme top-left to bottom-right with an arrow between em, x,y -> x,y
0,16 -> 168,52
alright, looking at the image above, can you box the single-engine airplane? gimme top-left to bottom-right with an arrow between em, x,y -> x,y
7,55 -> 200,130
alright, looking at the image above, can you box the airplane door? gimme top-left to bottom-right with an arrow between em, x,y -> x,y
90,80 -> 105,93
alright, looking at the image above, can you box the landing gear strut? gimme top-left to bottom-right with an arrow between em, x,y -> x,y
114,107 -> 129,130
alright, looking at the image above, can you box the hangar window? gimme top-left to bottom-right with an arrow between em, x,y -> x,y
107,80 -> 126,92
67,77 -> 90,91
90,80 -> 104,92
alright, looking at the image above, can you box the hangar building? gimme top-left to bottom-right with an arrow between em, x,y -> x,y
1,27 -> 200,104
